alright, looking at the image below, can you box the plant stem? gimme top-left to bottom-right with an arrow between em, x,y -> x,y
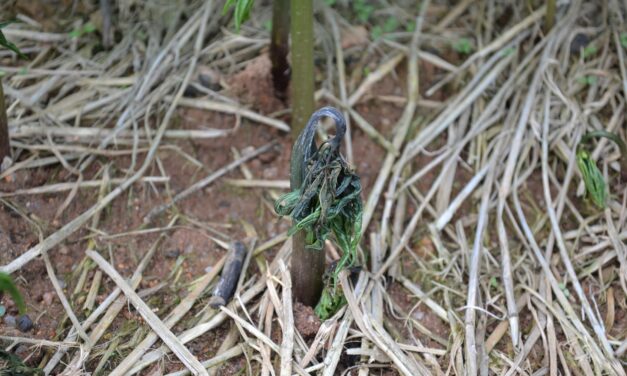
290,230 -> 325,306
545,0 -> 556,32
0,80 -> 10,164
270,0 -> 290,98
289,0 -> 314,136
289,108 -> 346,306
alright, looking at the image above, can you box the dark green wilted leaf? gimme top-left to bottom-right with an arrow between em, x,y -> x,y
275,107 -> 363,319
0,349 -> 44,375
0,23 -> 27,59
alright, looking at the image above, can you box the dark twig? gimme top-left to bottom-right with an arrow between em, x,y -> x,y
209,241 -> 248,308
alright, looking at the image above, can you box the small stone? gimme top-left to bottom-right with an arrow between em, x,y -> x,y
262,167 -> 278,179
570,33 -> 590,53
0,305 -> 5,317
4,314 -> 16,327
15,344 -> 29,358
258,149 -> 279,164
59,245 -> 70,255
42,292 -> 54,306
165,249 -> 181,258
198,67 -> 222,91
17,314 -> 34,332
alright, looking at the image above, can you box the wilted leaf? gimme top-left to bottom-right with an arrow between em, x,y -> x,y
0,23 -> 27,59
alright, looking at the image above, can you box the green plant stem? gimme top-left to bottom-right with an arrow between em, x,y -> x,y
289,0 -> 314,136
0,80 -> 10,163
270,0 -> 290,98
545,0 -> 556,32
289,0 -> 316,305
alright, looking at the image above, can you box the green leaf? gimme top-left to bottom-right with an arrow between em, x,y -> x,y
490,276 -> 498,288
582,44 -> 597,58
370,25 -> 382,40
383,17 -> 399,33
224,0 -> 254,32
0,29 -> 27,59
0,272 -> 26,315
577,75 -> 597,86
263,20 -> 272,32
501,47 -> 516,56
82,22 -> 96,34
69,22 -> 97,38
453,38 -> 473,54
576,149 -> 606,208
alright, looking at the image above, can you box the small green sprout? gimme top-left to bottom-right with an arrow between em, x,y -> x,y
620,32 -> 627,49
263,20 -> 272,32
223,0 -> 254,32
69,22 -> 97,38
501,47 -> 516,56
383,17 -> 399,33
577,75 -> 597,86
582,44 -> 597,58
354,0 -> 375,23
576,150 -> 606,208
370,25 -> 383,40
489,276 -> 498,289
453,38 -> 473,55
558,283 -> 570,298
576,131 -> 627,209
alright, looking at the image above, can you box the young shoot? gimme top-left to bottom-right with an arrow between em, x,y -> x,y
576,131 -> 626,209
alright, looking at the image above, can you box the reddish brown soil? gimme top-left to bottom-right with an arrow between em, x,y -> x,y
293,302 -> 321,338
0,46 -> 414,373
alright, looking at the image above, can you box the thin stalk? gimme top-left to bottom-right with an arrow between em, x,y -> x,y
271,0 -> 290,98
289,0 -> 314,136
545,0 -> 556,32
0,81 -> 10,164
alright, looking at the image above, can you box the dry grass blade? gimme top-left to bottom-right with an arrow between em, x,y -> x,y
87,250 -> 209,376
109,256 -> 227,376
279,262 -> 294,376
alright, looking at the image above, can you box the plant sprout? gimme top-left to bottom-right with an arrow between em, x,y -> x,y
275,107 -> 362,318
453,37 -> 473,54
576,131 -> 626,209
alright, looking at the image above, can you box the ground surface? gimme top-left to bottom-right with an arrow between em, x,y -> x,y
1,0 -> 626,375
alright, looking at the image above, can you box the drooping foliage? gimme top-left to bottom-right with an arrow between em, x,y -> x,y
275,107 -> 362,319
